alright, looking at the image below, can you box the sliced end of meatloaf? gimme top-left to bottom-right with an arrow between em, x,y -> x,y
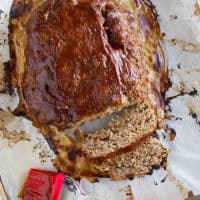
54,136 -> 168,180
91,137 -> 169,180
75,96 -> 157,160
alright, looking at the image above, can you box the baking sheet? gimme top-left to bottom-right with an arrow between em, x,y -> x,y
0,0 -> 200,199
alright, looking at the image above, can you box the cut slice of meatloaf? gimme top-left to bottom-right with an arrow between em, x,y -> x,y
54,137 -> 168,180
75,96 -> 157,160
91,137 -> 168,180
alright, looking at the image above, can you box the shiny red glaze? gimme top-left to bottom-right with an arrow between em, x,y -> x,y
22,0 -> 144,127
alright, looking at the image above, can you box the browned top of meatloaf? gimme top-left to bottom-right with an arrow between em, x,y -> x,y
9,0 -> 156,129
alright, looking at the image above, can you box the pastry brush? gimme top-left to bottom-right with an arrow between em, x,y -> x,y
21,168 -> 96,200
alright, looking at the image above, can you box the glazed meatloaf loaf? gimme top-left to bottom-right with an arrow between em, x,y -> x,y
9,0 -> 169,180
9,0 -> 167,130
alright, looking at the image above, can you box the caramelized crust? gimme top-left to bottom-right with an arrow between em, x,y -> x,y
23,1 -> 123,125
9,0 -> 156,129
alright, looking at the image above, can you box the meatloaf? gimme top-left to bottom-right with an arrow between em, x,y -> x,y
9,0 -> 169,181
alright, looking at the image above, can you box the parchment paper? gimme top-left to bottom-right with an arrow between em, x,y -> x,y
0,0 -> 200,199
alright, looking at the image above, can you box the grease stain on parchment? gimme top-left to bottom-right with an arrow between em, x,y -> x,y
119,185 -> 135,200
0,110 -> 30,147
0,62 -> 6,92
0,11 -> 8,47
33,138 -> 54,165
167,169 -> 188,199
169,38 -> 200,53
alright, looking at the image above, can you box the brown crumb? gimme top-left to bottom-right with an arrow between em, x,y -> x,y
161,175 -> 168,183
163,125 -> 177,141
177,63 -> 181,69
188,191 -> 194,198
161,159 -> 168,170
162,133 -> 166,139
170,14 -> 178,20
169,128 -> 176,141
175,117 -> 182,121
165,113 -> 173,120
188,88 -> 198,97
154,180 -> 158,186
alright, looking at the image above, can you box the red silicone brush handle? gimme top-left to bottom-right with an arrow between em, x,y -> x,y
51,172 -> 65,200
22,169 -> 66,200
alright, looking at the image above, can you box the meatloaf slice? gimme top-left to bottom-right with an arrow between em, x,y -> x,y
54,137 -> 168,180
91,137 -> 168,180
75,96 -> 157,160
